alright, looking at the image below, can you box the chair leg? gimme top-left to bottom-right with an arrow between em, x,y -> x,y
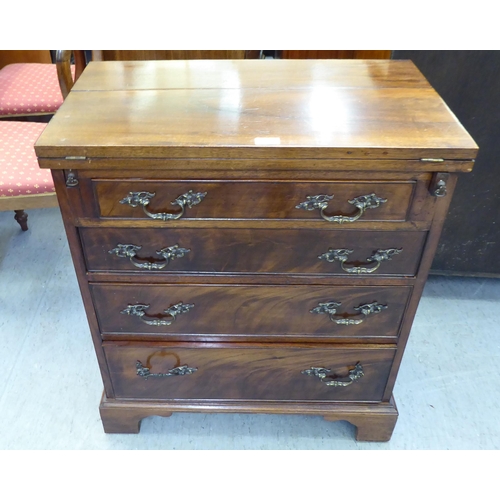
14,210 -> 28,231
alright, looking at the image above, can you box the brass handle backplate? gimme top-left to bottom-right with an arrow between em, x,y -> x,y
109,243 -> 190,270
429,172 -> 450,197
119,190 -> 207,220
296,193 -> 387,223
310,301 -> 387,325
302,363 -> 364,387
319,248 -> 402,274
120,302 -> 194,326
136,361 -> 197,380
434,180 -> 447,197
65,170 -> 79,187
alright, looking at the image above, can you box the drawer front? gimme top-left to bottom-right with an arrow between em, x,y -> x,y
104,342 -> 396,402
94,180 -> 414,222
91,283 -> 411,340
81,227 -> 427,276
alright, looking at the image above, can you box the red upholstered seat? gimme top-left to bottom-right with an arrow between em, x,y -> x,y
0,63 -> 74,117
0,52 -> 86,230
0,121 -> 54,197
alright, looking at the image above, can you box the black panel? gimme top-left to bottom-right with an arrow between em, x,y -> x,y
393,51 -> 500,277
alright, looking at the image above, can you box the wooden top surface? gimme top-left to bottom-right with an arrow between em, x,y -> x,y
35,60 -> 478,163
71,59 -> 430,91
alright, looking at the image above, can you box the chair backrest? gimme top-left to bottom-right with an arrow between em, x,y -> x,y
56,50 -> 88,99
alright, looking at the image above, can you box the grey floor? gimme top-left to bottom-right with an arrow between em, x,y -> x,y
1,207 -> 499,450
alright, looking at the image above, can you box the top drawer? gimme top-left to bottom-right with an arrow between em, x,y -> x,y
93,180 -> 415,223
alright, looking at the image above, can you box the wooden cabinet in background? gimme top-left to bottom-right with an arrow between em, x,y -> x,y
91,50 -> 391,62
92,50 -> 257,61
279,50 -> 391,59
0,50 -> 52,70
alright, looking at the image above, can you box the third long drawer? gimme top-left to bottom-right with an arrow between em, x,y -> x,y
91,283 -> 412,341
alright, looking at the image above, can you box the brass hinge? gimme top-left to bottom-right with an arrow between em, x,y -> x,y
420,158 -> 445,162
65,156 -> 87,160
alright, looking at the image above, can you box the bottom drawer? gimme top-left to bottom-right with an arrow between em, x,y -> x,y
104,342 -> 396,403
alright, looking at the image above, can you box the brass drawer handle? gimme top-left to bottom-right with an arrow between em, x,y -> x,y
302,363 -> 364,387
120,302 -> 194,326
296,193 -> 387,223
119,190 -> 207,220
310,301 -> 387,325
109,243 -> 190,270
319,248 -> 402,274
136,361 -> 197,380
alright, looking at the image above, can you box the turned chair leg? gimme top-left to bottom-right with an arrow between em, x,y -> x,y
14,210 -> 29,231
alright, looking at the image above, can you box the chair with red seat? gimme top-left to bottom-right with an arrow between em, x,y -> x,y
0,51 -> 86,230
0,62 -> 67,119
0,121 -> 57,229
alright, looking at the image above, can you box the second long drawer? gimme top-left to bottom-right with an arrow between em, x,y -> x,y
91,283 -> 412,341
81,227 -> 427,276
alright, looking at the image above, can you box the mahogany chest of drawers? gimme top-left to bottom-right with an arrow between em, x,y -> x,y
35,59 -> 478,441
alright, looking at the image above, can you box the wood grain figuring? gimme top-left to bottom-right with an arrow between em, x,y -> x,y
90,283 -> 411,340
80,227 -> 427,276
103,342 -> 396,402
94,179 -> 415,222
72,60 -> 426,92
35,87 -> 478,160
